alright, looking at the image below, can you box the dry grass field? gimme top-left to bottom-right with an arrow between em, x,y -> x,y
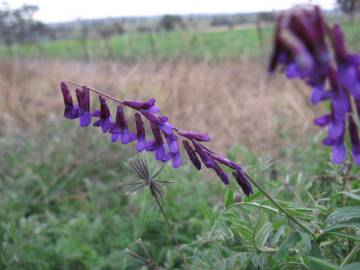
0,59 -> 320,154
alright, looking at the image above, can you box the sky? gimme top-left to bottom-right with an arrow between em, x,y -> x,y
8,0 -> 336,23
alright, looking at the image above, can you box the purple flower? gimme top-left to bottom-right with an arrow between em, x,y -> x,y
123,98 -> 160,113
93,96 -> 112,133
182,140 -> 201,170
330,25 -> 360,99
332,141 -> 346,164
232,170 -> 253,197
110,105 -> 136,144
314,114 -> 332,127
142,111 -> 174,135
61,81 -> 79,119
164,133 -> 182,168
178,130 -> 210,142
146,123 -> 166,161
211,154 -> 241,171
212,163 -> 229,185
269,6 -> 330,89
192,141 -> 216,169
75,87 -> 91,127
134,113 -> 147,152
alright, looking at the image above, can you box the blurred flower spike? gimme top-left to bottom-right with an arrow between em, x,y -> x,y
60,81 -> 253,196
269,5 -> 360,165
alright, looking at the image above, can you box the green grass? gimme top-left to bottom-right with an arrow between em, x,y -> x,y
3,20 -> 359,62
0,28 -> 272,62
1,118 -> 360,269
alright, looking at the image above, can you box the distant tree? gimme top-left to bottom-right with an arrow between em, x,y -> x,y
337,0 -> 360,21
0,3 -> 48,46
210,16 -> 232,27
159,15 -> 185,31
257,12 -> 274,23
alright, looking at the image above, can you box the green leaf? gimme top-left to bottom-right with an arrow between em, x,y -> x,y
271,226 -> 285,246
309,240 -> 322,258
235,202 -> 281,215
336,192 -> 360,201
231,223 -> 253,242
328,232 -> 360,241
300,232 -> 312,252
324,206 -> 360,225
254,219 -> 273,248
307,257 -> 339,270
322,220 -> 360,233
199,204 -> 216,223
275,231 -> 301,260
341,263 -> 360,270
224,189 -> 234,208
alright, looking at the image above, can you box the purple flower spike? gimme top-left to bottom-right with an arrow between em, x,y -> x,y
93,96 -> 112,133
232,170 -> 253,197
178,130 -> 211,142
110,105 -> 136,144
269,5 -> 360,166
135,113 -> 146,152
59,81 -> 253,196
75,87 -> 91,127
182,140 -> 201,170
61,81 -> 79,119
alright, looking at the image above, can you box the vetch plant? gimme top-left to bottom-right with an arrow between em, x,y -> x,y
60,80 -> 319,239
269,5 -> 360,165
61,80 -> 254,197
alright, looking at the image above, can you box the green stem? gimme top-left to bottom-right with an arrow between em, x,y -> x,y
153,195 -> 189,268
246,176 -> 316,239
341,243 -> 360,266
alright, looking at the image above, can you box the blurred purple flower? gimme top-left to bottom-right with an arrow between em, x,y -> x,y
269,5 -> 360,165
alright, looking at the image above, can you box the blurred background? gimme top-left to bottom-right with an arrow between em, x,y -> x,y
3,0 -> 357,152
0,0 -> 360,269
